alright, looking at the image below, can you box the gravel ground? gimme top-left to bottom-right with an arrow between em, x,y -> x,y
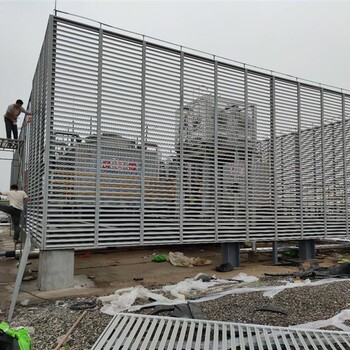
5,277 -> 350,349
200,279 -> 350,327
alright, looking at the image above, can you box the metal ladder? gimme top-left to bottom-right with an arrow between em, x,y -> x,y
0,137 -> 30,323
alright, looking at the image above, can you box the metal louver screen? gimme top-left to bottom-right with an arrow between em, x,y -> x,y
25,19 -> 52,248
27,14 -> 350,249
92,313 -> 350,350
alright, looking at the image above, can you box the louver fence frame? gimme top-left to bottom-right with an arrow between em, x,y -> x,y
25,13 -> 350,250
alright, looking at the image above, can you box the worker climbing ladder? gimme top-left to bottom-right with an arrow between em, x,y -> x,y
0,138 -> 25,241
0,137 -> 31,323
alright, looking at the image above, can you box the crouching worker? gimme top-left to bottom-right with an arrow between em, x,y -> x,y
0,184 -> 29,244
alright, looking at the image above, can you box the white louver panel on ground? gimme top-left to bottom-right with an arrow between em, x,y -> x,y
91,313 -> 350,350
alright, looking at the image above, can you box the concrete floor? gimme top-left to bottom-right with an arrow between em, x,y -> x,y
1,222 -> 339,318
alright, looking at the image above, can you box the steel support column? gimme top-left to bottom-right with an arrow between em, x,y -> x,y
299,239 -> 315,260
222,242 -> 240,268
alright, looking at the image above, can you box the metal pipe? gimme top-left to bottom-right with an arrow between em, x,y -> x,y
240,242 -> 350,253
0,249 -> 39,259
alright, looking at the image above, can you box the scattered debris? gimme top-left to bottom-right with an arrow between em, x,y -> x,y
152,254 -> 168,262
277,257 -> 302,267
192,257 -> 212,266
193,273 -> 214,282
283,250 -> 299,258
254,304 -> 288,316
133,277 -> 144,281
20,299 -> 30,307
168,252 -> 211,267
53,310 -> 87,350
172,303 -> 208,319
69,300 -> 97,311
150,304 -> 175,315
293,309 -> 350,332
338,258 -> 350,264
76,253 -> 92,258
328,262 -> 350,276
215,262 -> 233,272
265,261 -> 350,280
149,302 -> 208,320
230,273 -> 259,283
22,275 -> 34,281
325,252 -> 344,263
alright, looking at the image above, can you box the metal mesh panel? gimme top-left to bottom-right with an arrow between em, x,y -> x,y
26,14 -> 350,249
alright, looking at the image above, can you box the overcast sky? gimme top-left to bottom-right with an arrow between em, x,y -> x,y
0,0 -> 349,190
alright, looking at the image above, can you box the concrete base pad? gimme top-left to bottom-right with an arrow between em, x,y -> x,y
38,250 -> 74,291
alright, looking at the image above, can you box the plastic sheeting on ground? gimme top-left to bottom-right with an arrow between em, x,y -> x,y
99,274 -> 240,315
293,309 -> 350,332
98,274 -> 350,327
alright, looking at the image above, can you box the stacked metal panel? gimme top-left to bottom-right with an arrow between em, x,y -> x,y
26,14 -> 350,249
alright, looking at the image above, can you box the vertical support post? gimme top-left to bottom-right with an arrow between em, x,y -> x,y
94,25 -> 103,247
320,89 -> 328,238
140,40 -> 146,244
42,15 -> 55,249
270,76 -> 278,240
23,95 -> 32,193
179,50 -> 184,243
222,242 -> 240,268
272,241 -> 279,265
10,152 -> 21,187
214,60 -> 219,241
342,94 -> 349,237
299,239 -> 315,260
244,68 -> 250,240
297,82 -> 304,238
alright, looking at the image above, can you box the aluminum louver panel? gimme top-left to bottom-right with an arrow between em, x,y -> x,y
323,91 -> 346,236
275,80 -> 300,239
98,33 -> 143,246
300,86 -> 324,238
247,73 -> 275,240
216,65 -> 249,241
26,14 -> 350,249
26,20 -> 52,249
143,45 -> 181,244
92,313 -> 350,350
182,56 -> 215,242
46,19 -> 100,248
